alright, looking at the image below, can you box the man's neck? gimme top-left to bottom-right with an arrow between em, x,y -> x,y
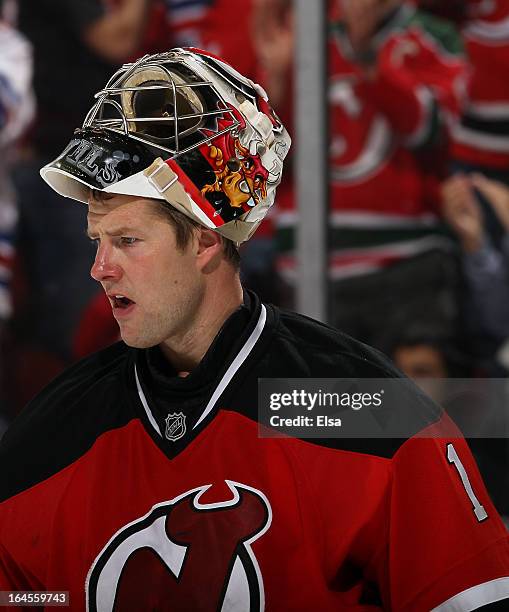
158,278 -> 244,373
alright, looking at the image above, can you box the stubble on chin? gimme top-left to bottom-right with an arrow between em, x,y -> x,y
119,325 -> 158,349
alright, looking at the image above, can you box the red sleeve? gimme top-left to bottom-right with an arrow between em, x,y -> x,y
359,28 -> 466,147
386,415 -> 509,610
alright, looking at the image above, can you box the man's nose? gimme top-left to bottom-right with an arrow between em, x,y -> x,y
90,245 -> 122,282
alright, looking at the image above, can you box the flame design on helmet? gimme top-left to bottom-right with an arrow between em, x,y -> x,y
200,110 -> 269,215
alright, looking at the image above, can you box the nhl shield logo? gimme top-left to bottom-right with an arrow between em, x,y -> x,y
165,412 -> 186,441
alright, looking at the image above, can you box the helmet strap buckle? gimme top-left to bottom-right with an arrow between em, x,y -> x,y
145,159 -> 179,194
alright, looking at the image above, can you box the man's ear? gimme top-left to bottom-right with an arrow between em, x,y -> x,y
195,228 -> 223,272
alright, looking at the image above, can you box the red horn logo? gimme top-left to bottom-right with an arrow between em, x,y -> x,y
86,481 -> 272,611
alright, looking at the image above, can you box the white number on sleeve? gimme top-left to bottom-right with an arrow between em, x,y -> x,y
447,443 -> 488,522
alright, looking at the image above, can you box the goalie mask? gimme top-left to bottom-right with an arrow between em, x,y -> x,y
40,48 -> 291,244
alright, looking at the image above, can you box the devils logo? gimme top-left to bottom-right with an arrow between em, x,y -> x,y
86,481 -> 272,611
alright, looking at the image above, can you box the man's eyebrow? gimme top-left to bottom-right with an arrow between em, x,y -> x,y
86,226 -> 141,240
88,189 -> 116,204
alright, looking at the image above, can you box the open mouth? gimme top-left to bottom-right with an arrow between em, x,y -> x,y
111,294 -> 135,310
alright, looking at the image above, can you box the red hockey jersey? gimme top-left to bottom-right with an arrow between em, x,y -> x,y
277,4 -> 466,282
1,293 -> 509,610
452,0 -> 509,168
165,0 -> 258,80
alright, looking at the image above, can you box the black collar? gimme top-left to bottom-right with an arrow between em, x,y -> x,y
134,290 -> 264,422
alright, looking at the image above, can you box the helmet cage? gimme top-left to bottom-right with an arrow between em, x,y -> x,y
83,50 -> 247,159
40,48 -> 291,244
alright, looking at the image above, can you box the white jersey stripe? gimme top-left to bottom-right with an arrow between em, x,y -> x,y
466,101 -> 509,120
403,85 -> 435,148
135,305 -> 267,436
135,365 -> 162,436
431,576 -> 509,611
329,211 -> 438,229
276,211 -> 438,229
453,124 -> 509,152
464,16 -> 509,43
194,305 -> 267,429
328,235 -> 452,260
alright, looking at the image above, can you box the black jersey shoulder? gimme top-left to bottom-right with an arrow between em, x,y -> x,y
275,308 -> 404,377
0,342 -> 136,503
223,305 -> 443,459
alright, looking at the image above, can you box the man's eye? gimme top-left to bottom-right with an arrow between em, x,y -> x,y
90,238 -> 99,249
120,237 -> 137,246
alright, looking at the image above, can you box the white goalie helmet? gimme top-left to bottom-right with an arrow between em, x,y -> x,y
40,47 -> 291,244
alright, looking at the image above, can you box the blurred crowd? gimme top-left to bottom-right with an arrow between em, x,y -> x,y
1,0 -> 509,512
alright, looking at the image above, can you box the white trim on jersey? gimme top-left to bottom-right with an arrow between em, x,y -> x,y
329,211 -> 438,229
330,116 -> 393,184
431,576 -> 509,611
328,235 -> 453,260
466,101 -> 509,120
464,15 -> 509,44
453,123 -> 509,152
276,211 -> 438,230
328,262 -> 382,280
134,305 -> 267,436
275,210 -> 298,228
193,304 -> 267,429
402,85 -> 435,149
277,235 -> 453,283
134,365 -> 162,436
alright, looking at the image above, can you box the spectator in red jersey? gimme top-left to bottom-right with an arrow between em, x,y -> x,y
164,0 -> 258,79
422,0 -> 509,248
445,0 -> 509,369
450,0 -> 509,178
255,0 -> 467,347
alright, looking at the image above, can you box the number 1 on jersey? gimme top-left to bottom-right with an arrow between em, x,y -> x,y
447,443 -> 488,522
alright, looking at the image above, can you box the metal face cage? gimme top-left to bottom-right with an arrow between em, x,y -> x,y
82,50 -> 242,159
